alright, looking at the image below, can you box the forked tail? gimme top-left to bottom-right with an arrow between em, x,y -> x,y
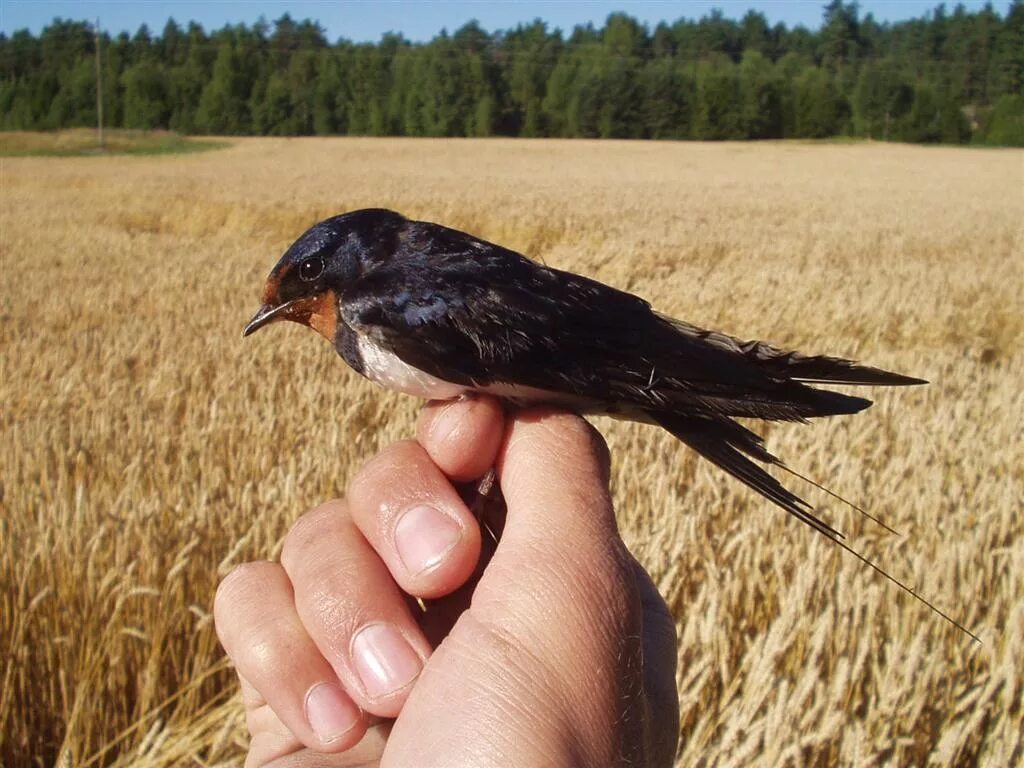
650,410 -> 980,644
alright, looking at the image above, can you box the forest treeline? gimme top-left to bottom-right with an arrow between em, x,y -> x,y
2,2 -> 1023,145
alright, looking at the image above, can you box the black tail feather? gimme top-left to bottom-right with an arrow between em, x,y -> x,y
789,387 -> 873,417
776,463 -> 901,536
677,385 -> 872,422
728,332 -> 928,387
661,316 -> 928,387
777,357 -> 928,387
650,410 -> 979,643
651,412 -> 843,540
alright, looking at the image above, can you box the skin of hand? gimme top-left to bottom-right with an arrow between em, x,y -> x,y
214,396 -> 680,768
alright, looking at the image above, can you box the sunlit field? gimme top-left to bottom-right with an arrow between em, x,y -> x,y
2,137 -> 1021,766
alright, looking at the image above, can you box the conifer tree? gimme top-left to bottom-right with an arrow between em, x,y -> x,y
1,4 -> 1019,143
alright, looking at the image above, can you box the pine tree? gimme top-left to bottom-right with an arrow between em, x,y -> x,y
904,83 -> 943,142
820,1 -> 861,79
853,59 -> 913,139
695,57 -> 742,139
196,41 -> 250,133
739,50 -> 782,138
312,50 -> 342,135
122,61 -> 169,128
792,66 -> 848,137
640,59 -> 694,139
505,21 -> 559,137
988,0 -> 1024,97
984,93 -> 1024,145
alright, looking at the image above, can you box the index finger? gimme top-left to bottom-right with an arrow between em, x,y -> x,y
417,395 -> 505,481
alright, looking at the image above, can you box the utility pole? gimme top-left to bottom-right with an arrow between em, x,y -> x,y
94,18 -> 104,149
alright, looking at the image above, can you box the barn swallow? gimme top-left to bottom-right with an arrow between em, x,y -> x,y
245,208 -> 977,641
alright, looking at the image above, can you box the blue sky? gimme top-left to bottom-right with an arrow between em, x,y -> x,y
1,1 -> 998,41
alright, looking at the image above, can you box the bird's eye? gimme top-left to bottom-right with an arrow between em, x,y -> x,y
299,257 -> 324,282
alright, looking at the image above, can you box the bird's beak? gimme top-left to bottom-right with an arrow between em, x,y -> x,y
243,300 -> 300,337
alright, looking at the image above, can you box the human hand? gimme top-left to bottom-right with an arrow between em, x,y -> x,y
214,397 -> 679,767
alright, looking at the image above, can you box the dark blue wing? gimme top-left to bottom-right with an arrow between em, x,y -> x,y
338,220 -> 878,421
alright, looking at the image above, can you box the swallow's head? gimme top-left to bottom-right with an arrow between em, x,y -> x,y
243,208 -> 406,341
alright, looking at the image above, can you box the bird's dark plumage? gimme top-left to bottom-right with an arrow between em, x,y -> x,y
246,207 -> 924,533
244,209 -> 978,642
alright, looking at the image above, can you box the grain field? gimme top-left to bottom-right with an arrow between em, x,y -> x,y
1,138 -> 1022,767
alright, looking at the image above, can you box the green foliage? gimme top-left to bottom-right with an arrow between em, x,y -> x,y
640,59 -> 694,139
695,57 -> 743,140
983,94 -> 1024,146
46,59 -> 96,129
853,60 -> 911,139
122,61 -> 168,129
0,128 -> 227,156
792,67 -> 849,138
312,51 -> 344,135
2,5 -> 1022,143
195,43 -> 250,133
739,50 -> 783,138
904,85 -> 944,143
506,21 -> 559,137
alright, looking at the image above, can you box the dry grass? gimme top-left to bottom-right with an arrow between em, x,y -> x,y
0,128 -> 225,157
1,137 -> 1022,767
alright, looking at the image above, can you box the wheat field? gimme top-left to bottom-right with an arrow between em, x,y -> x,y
1,138 -> 1022,767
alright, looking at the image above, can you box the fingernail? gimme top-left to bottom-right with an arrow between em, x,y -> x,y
394,505 -> 462,574
305,682 -> 360,744
351,623 -> 423,699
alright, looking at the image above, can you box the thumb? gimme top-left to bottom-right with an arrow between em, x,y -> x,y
472,409 -> 648,764
495,408 -> 618,563
482,407 -> 631,626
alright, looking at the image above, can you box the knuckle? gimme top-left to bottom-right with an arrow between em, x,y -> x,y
214,560 -> 284,644
287,556 -> 372,652
303,582 -> 366,642
521,411 -> 610,479
553,416 -> 610,478
302,540 -> 363,595
281,522 -> 371,642
215,561 -> 278,615
281,500 -> 346,570
590,544 -> 638,616
232,625 -> 281,675
581,544 -> 636,612
537,409 -> 592,446
450,611 -> 540,685
350,441 -> 423,495
348,441 -> 439,527
230,613 -> 307,683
